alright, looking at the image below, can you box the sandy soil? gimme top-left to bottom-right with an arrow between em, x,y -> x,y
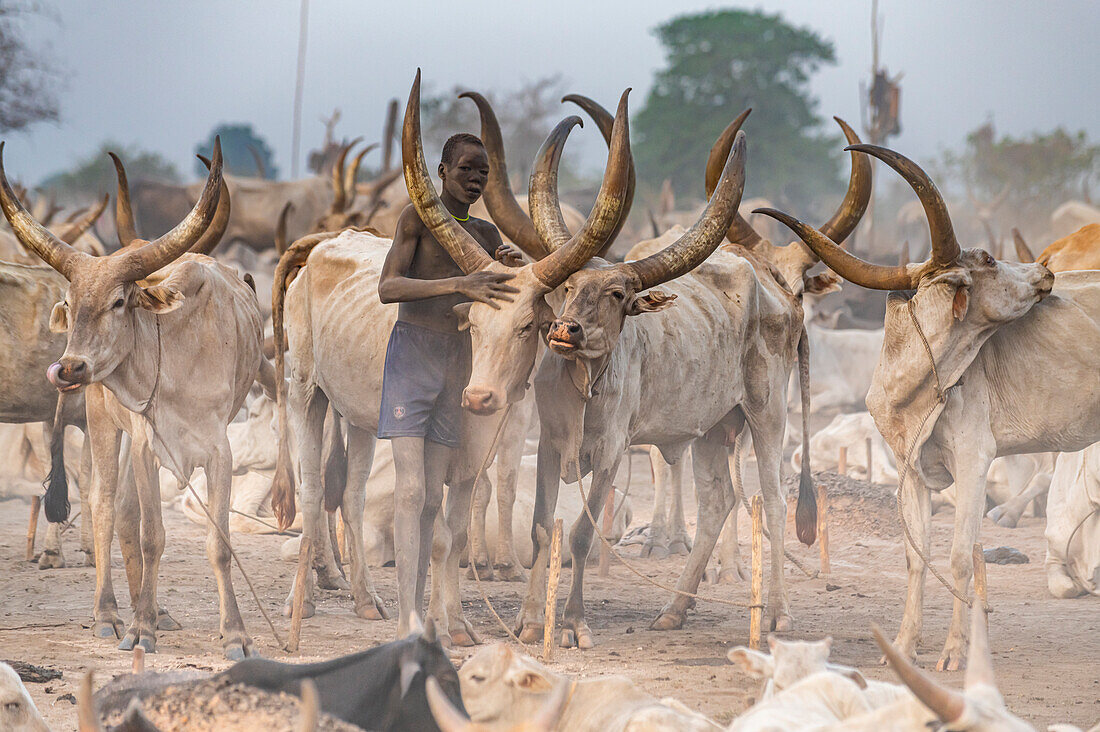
1,452 -> 1097,730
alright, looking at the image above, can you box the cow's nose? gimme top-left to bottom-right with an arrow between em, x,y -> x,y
462,387 -> 496,414
60,358 -> 87,382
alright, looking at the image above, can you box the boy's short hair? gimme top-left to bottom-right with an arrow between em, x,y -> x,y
441,133 -> 485,166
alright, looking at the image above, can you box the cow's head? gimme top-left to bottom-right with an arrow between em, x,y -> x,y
457,644 -> 574,730
403,72 -> 634,415
728,635 -> 868,699
545,132 -> 747,364
0,140 -> 229,391
0,661 -> 49,732
758,144 -> 1053,383
312,138 -> 381,232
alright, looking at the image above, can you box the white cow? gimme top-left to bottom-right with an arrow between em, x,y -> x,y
791,411 -> 898,485
1045,446 -> 1100,598
0,662 -> 49,732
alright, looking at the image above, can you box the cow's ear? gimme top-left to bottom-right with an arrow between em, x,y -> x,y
803,272 -> 842,296
727,647 -> 773,679
399,652 -> 421,699
503,667 -> 554,693
135,284 -> 184,314
952,286 -> 970,321
825,663 -> 868,690
535,298 -> 555,337
626,289 -> 676,316
453,302 -> 473,331
49,301 -> 70,333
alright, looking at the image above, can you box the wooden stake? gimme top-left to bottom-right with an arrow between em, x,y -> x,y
286,535 -> 313,653
25,496 -> 40,561
543,519 -> 564,661
837,446 -> 848,476
131,646 -> 145,675
817,482 -> 830,577
972,542 -> 988,612
865,438 -> 874,483
599,487 -> 614,577
749,495 -> 764,650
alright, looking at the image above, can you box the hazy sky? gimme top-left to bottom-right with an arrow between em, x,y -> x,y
6,1 -> 1099,185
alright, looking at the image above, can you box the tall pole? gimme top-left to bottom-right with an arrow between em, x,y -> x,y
290,0 -> 310,180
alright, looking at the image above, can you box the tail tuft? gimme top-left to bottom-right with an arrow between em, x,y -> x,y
795,467 -> 817,546
43,447 -> 70,523
272,441 -> 296,531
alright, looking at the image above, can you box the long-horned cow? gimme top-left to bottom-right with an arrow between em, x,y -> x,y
757,143 -> 1100,670
0,140 -> 267,659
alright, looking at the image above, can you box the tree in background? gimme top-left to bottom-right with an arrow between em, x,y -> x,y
0,2 -> 60,133
194,123 -> 278,179
39,142 -> 180,198
634,9 -> 840,211
421,76 -> 574,188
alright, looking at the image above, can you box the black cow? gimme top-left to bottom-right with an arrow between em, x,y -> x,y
221,626 -> 463,732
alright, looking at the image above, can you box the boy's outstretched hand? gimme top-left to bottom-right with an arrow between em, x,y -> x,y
494,243 -> 525,267
459,270 -> 520,308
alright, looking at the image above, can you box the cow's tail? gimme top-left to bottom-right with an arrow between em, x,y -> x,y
43,392 -> 71,523
322,407 -> 347,512
794,327 -> 817,546
271,232 -> 333,530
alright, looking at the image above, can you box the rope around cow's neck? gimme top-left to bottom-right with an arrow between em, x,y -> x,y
897,299 -> 982,612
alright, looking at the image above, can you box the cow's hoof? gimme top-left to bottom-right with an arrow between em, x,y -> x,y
560,625 -> 594,649
494,562 -> 526,583
669,534 -> 692,556
119,633 -> 156,654
517,623 -> 544,644
936,643 -> 966,672
355,596 -> 388,620
987,506 -> 1021,529
156,609 -> 182,631
81,550 -> 95,567
719,566 -> 747,584
649,611 -> 684,631
448,621 -> 482,648
640,539 -> 670,560
465,563 -> 494,581
224,643 -> 248,661
94,619 -> 123,639
704,568 -> 718,584
316,569 -> 350,591
37,550 -> 64,570
282,600 -> 316,619
770,614 -> 793,632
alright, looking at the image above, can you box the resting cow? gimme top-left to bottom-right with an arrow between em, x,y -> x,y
1045,446 -> 1100,598
0,661 -> 49,732
759,143 -> 1100,669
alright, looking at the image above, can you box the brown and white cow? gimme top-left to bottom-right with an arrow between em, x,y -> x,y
0,140 -> 266,659
757,144 -> 1100,670
1013,223 -> 1100,273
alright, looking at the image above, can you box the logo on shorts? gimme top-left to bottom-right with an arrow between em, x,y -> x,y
393,405 -> 406,419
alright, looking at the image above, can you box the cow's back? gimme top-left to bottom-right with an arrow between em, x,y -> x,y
1039,223 -> 1100,273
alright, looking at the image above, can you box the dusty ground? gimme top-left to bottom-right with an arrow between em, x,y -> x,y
1,451 -> 1097,730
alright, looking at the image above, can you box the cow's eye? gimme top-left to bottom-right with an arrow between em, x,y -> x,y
113,298 -> 125,309
518,321 -> 533,334
469,674 -> 486,683
5,701 -> 19,711
610,290 -> 625,300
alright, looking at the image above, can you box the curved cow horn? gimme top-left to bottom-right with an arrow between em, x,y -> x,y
0,143 -> 91,279
109,151 -> 140,248
562,93 -> 636,257
847,144 -> 960,266
60,193 -> 109,245
756,208 -> 914,291
1012,228 -> 1035,263
117,137 -> 224,280
818,117 -> 873,244
626,130 -> 747,291
190,153 -> 232,255
527,115 -> 584,252
247,144 -> 267,179
425,677 -> 475,732
872,624 -> 967,723
275,201 -> 293,255
298,679 -> 320,732
529,89 -> 633,289
77,671 -> 103,732
965,604 -> 996,690
403,70 -> 494,274
704,108 -> 762,248
330,136 -> 363,214
344,142 -> 377,210
460,90 -> 549,260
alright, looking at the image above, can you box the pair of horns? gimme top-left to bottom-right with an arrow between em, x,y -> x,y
757,144 -> 961,290
0,138 -> 226,282
874,604 -> 997,725
110,144 -> 231,259
425,676 -> 570,732
403,70 -> 633,289
461,90 -> 636,261
705,112 -> 873,250
331,137 -> 377,214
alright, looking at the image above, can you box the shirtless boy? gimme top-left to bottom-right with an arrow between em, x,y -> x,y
378,132 -> 521,636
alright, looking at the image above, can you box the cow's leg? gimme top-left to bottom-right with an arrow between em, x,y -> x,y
988,472 -> 1051,529
35,420 -> 67,570
560,458 -> 619,650
342,426 -> 387,620
282,388 -> 327,619
668,452 -> 692,555
119,430 -> 162,654
465,471 -> 494,580
87,388 -> 124,640
492,402 -> 529,582
205,437 -> 252,660
891,477 -> 932,663
711,436 -> 746,583
316,409 -> 350,591
750,406 -> 793,632
652,437 -> 732,630
514,438 -> 562,643
642,446 -> 671,558
77,433 -> 95,565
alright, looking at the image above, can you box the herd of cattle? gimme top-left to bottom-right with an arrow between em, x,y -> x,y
1,69 -> 1098,730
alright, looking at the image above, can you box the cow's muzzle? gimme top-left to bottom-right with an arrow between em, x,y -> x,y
462,387 -> 502,415
47,360 -> 86,392
547,318 -> 583,355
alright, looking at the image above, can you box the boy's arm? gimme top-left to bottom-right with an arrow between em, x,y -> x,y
379,206 -> 520,307
479,222 -> 523,267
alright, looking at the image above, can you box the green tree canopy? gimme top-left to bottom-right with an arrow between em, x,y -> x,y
195,123 -> 279,180
634,9 -> 840,211
0,2 -> 60,134
39,142 -> 180,198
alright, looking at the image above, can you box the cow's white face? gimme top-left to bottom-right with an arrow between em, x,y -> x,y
46,258 -> 183,391
458,265 -> 556,415
0,662 -> 48,732
545,263 -> 675,362
920,248 -> 1053,328
458,644 -> 556,726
